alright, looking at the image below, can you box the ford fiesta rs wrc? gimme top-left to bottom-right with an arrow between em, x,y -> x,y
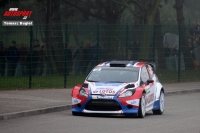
71,60 -> 164,118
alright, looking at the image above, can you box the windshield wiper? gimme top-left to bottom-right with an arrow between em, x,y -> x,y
86,79 -> 99,82
107,81 -> 124,83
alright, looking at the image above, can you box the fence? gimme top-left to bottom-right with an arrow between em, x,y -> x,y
0,23 -> 200,89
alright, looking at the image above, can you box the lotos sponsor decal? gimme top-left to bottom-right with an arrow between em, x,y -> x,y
100,89 -> 115,94
145,93 -> 154,104
72,97 -> 81,105
93,90 -> 98,93
93,89 -> 115,94
126,99 -> 139,106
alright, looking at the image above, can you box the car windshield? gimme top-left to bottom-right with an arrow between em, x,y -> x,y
86,67 -> 139,83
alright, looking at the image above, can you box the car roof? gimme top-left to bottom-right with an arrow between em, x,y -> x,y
97,60 -> 156,71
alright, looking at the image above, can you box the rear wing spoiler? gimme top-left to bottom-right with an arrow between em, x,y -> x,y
137,59 -> 157,72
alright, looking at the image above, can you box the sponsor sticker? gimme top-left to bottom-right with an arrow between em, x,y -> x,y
93,88 -> 115,94
92,90 -> 115,94
145,93 -> 154,104
72,97 -> 81,104
126,99 -> 139,106
92,95 -> 114,99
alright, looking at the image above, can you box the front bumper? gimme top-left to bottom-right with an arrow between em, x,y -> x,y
72,95 -> 140,115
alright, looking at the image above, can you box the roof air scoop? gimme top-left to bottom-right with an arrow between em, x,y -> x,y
110,60 -> 130,67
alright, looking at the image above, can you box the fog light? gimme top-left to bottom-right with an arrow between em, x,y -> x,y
77,103 -> 81,108
127,104 -> 132,109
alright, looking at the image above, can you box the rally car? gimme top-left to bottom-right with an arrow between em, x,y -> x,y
71,60 -> 164,118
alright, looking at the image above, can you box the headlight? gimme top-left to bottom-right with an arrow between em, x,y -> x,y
79,87 -> 88,97
119,89 -> 135,98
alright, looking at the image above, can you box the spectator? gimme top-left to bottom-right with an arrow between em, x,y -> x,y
0,41 -> 6,76
188,22 -> 200,70
193,36 -> 200,48
73,42 -> 84,75
6,41 -> 20,76
129,40 -> 140,60
192,34 -> 196,41
17,43 -> 28,76
164,43 -> 171,58
171,44 -> 178,57
33,39 -> 40,49
195,22 -> 200,35
38,43 -> 46,75
28,45 -> 40,76
190,43 -> 196,58
134,40 -> 140,59
32,39 -> 40,75
188,38 -> 194,50
91,42 -> 103,61
87,42 -> 103,73
51,43 -> 55,61
66,43 -> 73,75
33,46 -> 40,75
83,42 -> 91,74
189,22 -> 197,35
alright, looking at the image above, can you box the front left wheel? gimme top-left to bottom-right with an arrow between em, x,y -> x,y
72,112 -> 83,116
138,93 -> 146,118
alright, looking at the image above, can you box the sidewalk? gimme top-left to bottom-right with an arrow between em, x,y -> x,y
0,81 -> 200,120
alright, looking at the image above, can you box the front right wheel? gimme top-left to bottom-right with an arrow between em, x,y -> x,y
153,91 -> 164,115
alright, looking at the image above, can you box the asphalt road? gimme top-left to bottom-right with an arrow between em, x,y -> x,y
0,92 -> 200,133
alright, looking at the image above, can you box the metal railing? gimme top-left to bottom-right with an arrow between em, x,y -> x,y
0,23 -> 200,89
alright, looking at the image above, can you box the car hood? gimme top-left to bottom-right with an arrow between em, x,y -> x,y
87,82 -> 134,95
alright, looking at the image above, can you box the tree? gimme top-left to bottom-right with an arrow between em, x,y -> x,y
65,0 -> 127,59
113,0 -> 161,60
174,0 -> 194,69
154,9 -> 166,68
0,0 -> 19,8
35,0 -> 81,74
136,0 -> 161,59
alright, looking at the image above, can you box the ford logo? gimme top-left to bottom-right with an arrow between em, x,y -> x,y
100,92 -> 106,96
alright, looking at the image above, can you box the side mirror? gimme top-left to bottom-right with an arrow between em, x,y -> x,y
140,81 -> 144,86
147,79 -> 154,85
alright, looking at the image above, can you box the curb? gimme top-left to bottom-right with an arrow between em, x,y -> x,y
165,88 -> 200,95
0,89 -> 200,120
0,105 -> 71,120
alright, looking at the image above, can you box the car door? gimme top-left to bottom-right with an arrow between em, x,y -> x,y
140,66 -> 155,110
146,64 -> 157,101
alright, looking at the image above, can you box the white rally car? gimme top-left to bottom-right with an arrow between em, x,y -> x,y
71,60 -> 164,118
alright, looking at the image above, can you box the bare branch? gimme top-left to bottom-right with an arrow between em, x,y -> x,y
131,0 -> 142,9
112,0 -> 141,19
116,6 -> 126,16
120,0 -> 142,9
65,0 -> 106,21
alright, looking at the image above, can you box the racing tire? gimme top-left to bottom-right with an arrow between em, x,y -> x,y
153,91 -> 164,115
138,93 -> 146,118
72,112 -> 83,116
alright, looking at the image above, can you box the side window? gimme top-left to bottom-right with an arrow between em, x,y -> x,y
147,65 -> 154,79
140,66 -> 150,83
